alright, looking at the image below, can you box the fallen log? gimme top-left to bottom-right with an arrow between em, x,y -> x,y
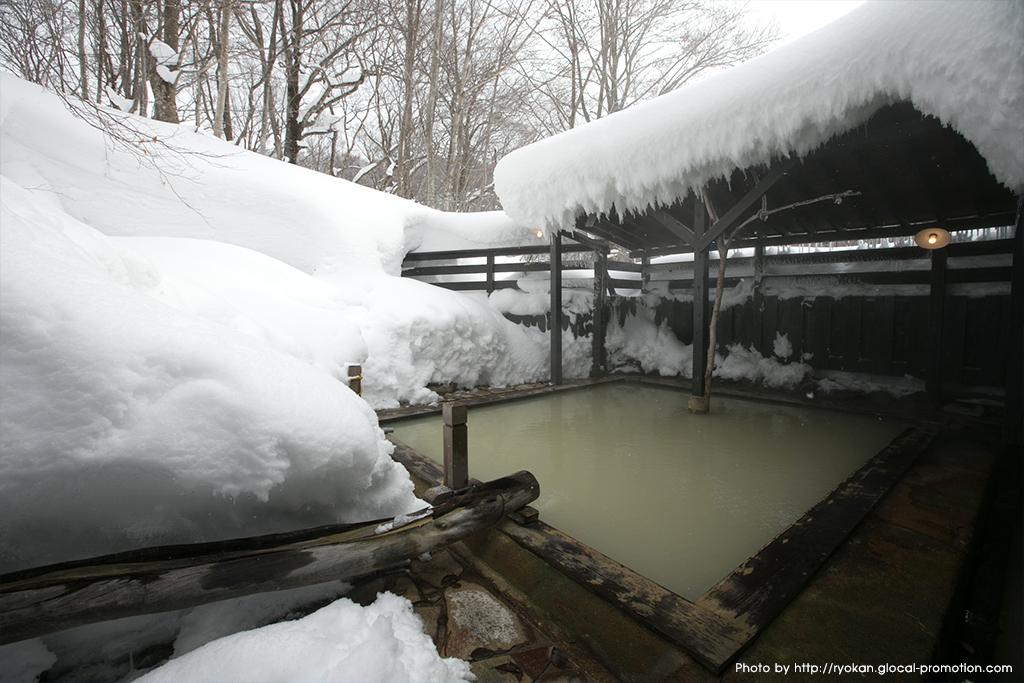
1,470 -> 539,644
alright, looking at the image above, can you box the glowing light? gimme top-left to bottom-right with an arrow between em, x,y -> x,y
914,227 -> 950,250
532,230 -> 544,239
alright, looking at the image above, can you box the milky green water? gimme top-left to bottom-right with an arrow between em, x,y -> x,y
390,383 -> 907,601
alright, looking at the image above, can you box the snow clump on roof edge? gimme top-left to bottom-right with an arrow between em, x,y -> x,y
493,0 -> 1024,232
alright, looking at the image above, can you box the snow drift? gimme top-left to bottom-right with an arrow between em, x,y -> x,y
0,178 -> 419,571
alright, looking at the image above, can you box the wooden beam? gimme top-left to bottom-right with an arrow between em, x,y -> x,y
697,156 -> 799,252
0,472 -> 541,644
692,198 -> 709,399
485,254 -> 495,293
550,231 -> 563,385
927,248 -> 947,397
593,218 -> 652,252
1006,198 -> 1023,445
443,402 -> 469,489
652,209 -> 696,246
560,229 -> 609,254
592,250 -> 608,377
753,237 -> 765,355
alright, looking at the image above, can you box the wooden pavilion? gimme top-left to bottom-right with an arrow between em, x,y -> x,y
493,1 -> 1023,442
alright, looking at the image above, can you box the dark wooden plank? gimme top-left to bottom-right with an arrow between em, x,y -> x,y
942,295 -> 968,387
845,297 -> 864,368
762,296 -> 778,358
813,297 -> 834,370
777,298 -> 796,358
697,156 -> 799,252
697,427 -> 935,638
877,296 -> 895,374
1008,208 -> 1024,445
592,251 -> 608,377
550,233 -> 563,385
946,266 -> 1014,285
1,472 -> 540,644
403,244 -> 589,262
829,297 -> 847,369
692,200 -> 709,398
496,520 -> 748,673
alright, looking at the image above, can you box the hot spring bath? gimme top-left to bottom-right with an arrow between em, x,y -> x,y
390,383 -> 908,601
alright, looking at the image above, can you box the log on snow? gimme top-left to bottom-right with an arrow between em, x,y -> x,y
0,471 -> 539,644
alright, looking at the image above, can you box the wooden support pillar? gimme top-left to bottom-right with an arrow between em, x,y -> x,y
486,254 -> 496,294
550,231 -> 563,385
690,196 -> 710,412
347,364 -> 362,395
752,236 -> 765,355
926,249 -> 947,398
1006,198 -> 1023,445
641,254 -> 651,294
442,402 -> 468,489
592,249 -> 608,377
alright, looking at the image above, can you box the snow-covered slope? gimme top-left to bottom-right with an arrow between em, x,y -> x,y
0,74 -> 530,275
0,72 -> 559,571
0,71 -> 515,683
494,0 -> 1024,231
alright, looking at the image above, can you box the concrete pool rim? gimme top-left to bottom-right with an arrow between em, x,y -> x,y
378,377 -> 938,673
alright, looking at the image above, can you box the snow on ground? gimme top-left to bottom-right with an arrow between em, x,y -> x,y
0,63 -> 935,682
0,72 -> 551,681
494,0 -> 1024,231
134,593 -> 472,683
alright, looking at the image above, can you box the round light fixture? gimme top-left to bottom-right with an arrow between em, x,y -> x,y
914,227 -> 951,250
532,229 -> 545,239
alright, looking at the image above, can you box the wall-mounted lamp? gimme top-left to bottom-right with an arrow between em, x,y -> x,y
914,227 -> 951,250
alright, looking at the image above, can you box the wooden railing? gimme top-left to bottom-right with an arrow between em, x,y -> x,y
401,244 -> 643,294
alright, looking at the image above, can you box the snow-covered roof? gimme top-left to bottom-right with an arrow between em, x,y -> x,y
494,1 -> 1024,232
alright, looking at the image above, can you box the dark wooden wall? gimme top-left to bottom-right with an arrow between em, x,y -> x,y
652,293 -> 1011,390
402,239 -> 1014,392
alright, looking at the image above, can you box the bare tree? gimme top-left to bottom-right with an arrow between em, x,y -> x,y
535,0 -> 778,129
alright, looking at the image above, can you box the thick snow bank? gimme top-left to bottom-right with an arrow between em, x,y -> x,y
135,593 -> 472,683
0,73 -> 557,414
0,72 -> 532,278
494,0 -> 1024,231
0,178 -> 420,571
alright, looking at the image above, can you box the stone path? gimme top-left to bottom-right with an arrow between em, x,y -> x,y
345,547 -> 610,683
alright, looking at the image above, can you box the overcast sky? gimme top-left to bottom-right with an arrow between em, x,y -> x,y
750,1 -> 866,44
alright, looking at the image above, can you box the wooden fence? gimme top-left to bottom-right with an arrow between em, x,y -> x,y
402,239 -> 1014,392
646,239 -> 1013,391
401,244 -> 643,294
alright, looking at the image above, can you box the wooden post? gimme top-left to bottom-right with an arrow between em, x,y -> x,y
641,253 -> 651,294
1006,198 -> 1023,445
486,253 -> 496,294
347,364 -> 362,396
442,402 -> 468,489
550,231 -> 563,385
753,236 -> 765,356
926,249 -> 947,398
592,249 -> 608,377
690,196 -> 710,412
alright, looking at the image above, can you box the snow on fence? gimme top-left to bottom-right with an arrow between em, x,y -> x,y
402,237 -> 1015,392
401,244 -> 643,294
649,238 -> 1015,391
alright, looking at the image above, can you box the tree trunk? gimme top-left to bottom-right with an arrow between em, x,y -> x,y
423,0 -> 444,206
150,0 -> 179,123
282,0 -> 303,163
704,236 -> 729,397
213,1 -> 230,138
128,0 -> 147,115
79,0 -> 89,100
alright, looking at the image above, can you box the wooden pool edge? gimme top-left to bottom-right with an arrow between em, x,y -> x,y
385,424 -> 937,674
